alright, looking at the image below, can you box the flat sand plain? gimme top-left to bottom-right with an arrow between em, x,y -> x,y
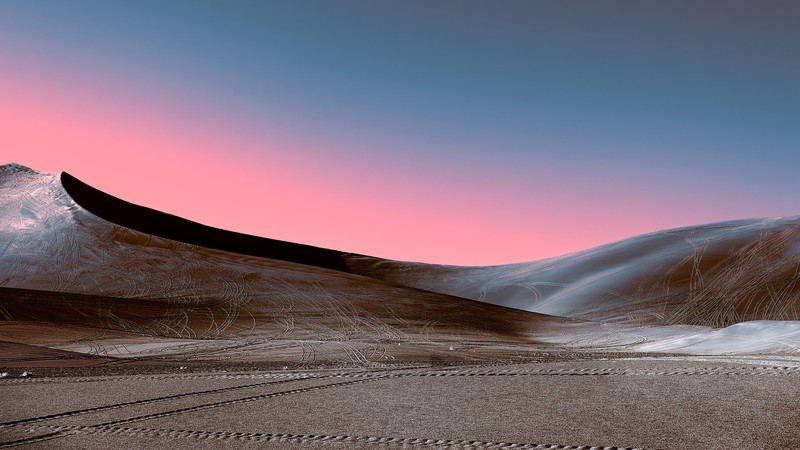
2,354 -> 798,449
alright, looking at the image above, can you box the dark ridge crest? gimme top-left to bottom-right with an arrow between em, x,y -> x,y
60,171 -> 355,273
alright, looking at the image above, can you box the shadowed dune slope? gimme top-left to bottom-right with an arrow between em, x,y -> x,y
60,171 -> 354,273
347,218 -> 800,328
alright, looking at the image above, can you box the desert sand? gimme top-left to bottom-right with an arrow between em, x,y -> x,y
1,163 -> 798,449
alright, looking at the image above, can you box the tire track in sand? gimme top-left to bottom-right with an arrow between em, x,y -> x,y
0,424 -> 651,449
0,374 -> 328,428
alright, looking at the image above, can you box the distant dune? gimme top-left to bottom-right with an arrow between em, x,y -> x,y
347,218 -> 800,328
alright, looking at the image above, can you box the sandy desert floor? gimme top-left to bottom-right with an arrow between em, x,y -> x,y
2,353 -> 799,449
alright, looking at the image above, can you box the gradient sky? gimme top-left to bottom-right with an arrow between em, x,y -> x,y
2,1 -> 799,265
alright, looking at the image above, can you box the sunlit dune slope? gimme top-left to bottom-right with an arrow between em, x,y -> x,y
0,163 -> 565,363
347,218 -> 800,328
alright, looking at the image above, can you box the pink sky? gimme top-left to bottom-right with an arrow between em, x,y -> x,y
0,55 -> 777,265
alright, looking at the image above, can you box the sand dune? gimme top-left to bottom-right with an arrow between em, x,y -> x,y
347,217 -> 800,354
0,164 -> 568,365
1,163 -> 799,359
347,218 -> 800,328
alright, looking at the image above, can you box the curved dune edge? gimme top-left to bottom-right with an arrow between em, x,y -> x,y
59,171 -> 356,273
